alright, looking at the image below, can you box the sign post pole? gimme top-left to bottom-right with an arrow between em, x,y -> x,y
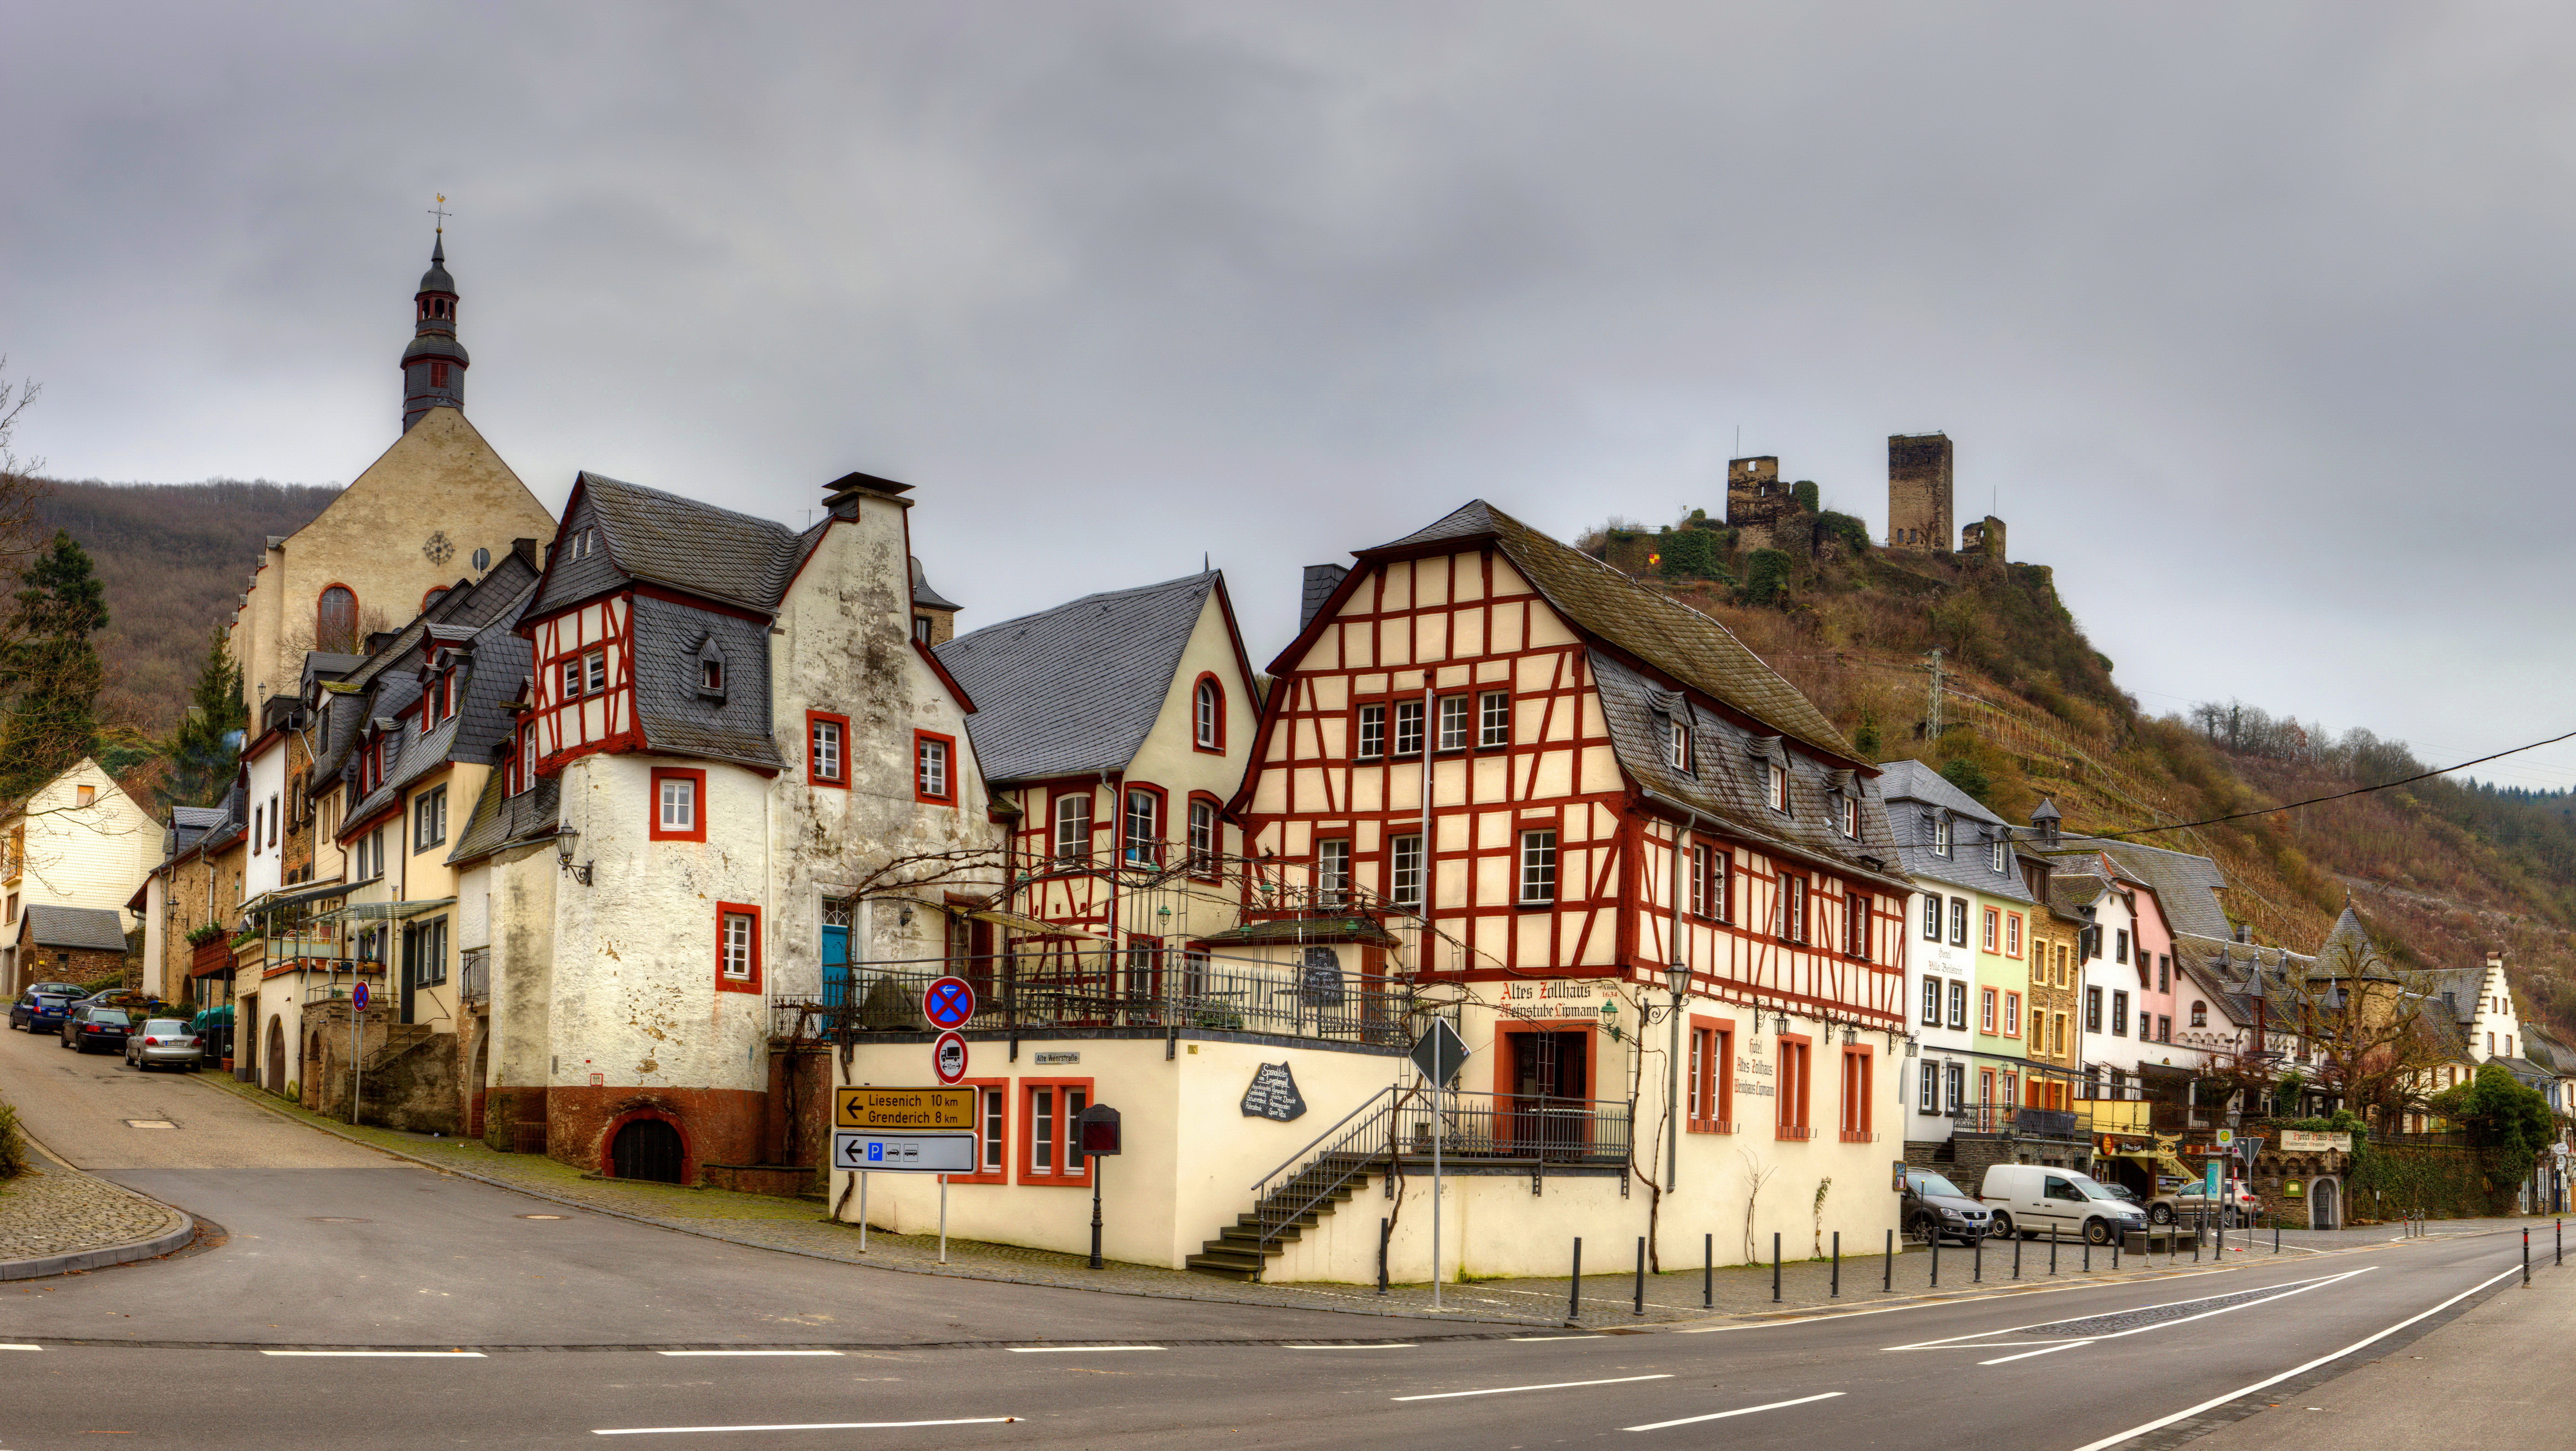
859,1171 -> 868,1253
349,981 -> 369,1126
1076,1105 -> 1122,1270
939,1174 -> 949,1266
1433,1072 -> 1444,1310
1408,1021 -> 1469,1312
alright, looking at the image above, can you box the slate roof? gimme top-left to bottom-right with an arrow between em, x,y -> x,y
1875,758 -> 2033,902
1590,650 -> 1905,888
936,573 -> 1219,784
448,770 -> 562,866
535,472 -> 817,616
2306,907 -> 2403,983
912,558 -> 960,612
2055,834 -> 2234,941
1352,501 -> 1856,762
18,904 -> 130,953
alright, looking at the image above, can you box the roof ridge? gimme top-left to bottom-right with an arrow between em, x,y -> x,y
945,571 -> 1215,647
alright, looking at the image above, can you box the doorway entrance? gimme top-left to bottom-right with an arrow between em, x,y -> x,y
2310,1176 -> 2341,1230
1506,1030 -> 1590,1157
265,1017 -> 286,1094
611,1118 -> 686,1183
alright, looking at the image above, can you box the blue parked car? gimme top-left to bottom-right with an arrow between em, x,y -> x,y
10,990 -> 74,1033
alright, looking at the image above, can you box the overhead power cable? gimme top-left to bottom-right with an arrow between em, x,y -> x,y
2089,726 -> 2576,842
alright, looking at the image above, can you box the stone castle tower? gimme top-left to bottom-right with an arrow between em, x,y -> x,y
1725,455 -> 1795,551
1886,432 -> 1952,550
401,232 -> 467,432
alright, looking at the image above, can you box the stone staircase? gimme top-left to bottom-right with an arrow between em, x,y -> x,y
1185,1149 -> 1388,1281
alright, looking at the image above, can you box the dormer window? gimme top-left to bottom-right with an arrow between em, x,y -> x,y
1990,838 -> 2008,874
694,638 -> 727,701
1765,761 -> 1787,812
1932,813 -> 1952,857
1839,792 -> 1858,840
1668,717 -> 1693,774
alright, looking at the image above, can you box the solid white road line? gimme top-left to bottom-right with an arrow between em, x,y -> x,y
1885,1269 -> 2374,1351
594,1418 -> 1018,1436
1006,1345 -> 1162,1353
1511,1335 -> 1610,1341
1284,1343 -> 1415,1350
261,1350 -> 488,1357
0,1344 -> 41,1351
657,1350 -> 844,1357
2067,1262 -> 2528,1451
1978,1341 -> 2095,1365
1394,1374 -> 1674,1402
1625,1390 -> 1845,1431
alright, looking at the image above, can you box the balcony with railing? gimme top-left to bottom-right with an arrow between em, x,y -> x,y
459,947 -> 489,1005
770,955 -> 1423,1048
1947,1105 -> 2083,1140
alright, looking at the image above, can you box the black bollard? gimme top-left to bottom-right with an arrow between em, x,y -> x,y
2274,1222 -> 2280,1255
2113,1233 -> 2120,1270
1930,1227 -> 1940,1287
1569,1237 -> 1582,1322
1634,1237 -> 1646,1317
1884,1229 -> 1893,1292
1832,1231 -> 1841,1298
2049,1224 -> 2058,1276
2524,1228 -> 2531,1286
1973,1230 -> 1983,1283
1704,1232 -> 1714,1309
1772,1232 -> 1782,1303
2012,1230 -> 2022,1280
2082,1232 -> 2090,1273
1379,1218 -> 1390,1295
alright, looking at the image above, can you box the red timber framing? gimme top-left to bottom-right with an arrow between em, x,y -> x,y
524,592 -> 643,772
1233,543 -> 1904,1031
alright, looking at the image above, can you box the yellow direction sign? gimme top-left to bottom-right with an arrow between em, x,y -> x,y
836,1086 -> 975,1130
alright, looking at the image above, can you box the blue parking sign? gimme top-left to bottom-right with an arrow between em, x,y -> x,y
868,1143 -> 884,1163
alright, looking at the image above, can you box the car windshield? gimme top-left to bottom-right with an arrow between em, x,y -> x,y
1911,1173 -> 1967,1199
144,1019 -> 189,1035
2076,1179 -> 2124,1202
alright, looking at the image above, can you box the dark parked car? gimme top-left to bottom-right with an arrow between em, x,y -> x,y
61,1005 -> 132,1053
1901,1168 -> 1994,1245
10,991 -> 74,1033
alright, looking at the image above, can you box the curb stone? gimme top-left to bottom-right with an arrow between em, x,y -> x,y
0,1129 -> 198,1282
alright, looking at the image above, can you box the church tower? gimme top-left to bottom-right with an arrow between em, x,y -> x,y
400,231 -> 468,431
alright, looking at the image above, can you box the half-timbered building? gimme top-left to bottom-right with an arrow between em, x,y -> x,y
1228,500 -> 1914,1277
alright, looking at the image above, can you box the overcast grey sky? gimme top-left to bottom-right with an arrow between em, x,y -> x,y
7,2 -> 2574,788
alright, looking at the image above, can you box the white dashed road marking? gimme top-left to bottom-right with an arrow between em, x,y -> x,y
594,1418 -> 1019,1436
1626,1390 -> 1845,1431
1395,1373 -> 1674,1402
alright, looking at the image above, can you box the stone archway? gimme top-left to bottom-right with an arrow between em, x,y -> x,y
2309,1176 -> 2342,1230
467,1031 -> 490,1140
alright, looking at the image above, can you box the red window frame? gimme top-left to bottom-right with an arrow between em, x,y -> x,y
951,1077 -> 1008,1185
650,767 -> 708,842
1017,1078 -> 1095,1187
913,730 -> 957,806
1687,1015 -> 1735,1133
1185,792 -> 1223,880
1775,1033 -> 1813,1139
1191,673 -> 1226,754
1839,1046 -> 1875,1140
714,900 -> 761,993
806,710 -> 850,789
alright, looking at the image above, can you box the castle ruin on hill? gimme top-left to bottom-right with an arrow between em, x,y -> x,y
1723,429 -> 2004,561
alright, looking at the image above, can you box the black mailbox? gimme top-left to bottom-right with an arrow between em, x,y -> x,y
1077,1103 -> 1122,1157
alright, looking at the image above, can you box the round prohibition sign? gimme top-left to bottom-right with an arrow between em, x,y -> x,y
922,975 -> 977,1031
933,1030 -> 970,1086
352,983 -> 370,1012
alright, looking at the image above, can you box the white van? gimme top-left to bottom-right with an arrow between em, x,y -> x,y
1977,1163 -> 2148,1245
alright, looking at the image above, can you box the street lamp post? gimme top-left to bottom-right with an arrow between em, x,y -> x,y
1665,959 -> 1689,1192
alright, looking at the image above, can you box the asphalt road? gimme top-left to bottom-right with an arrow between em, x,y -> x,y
0,1023 -> 2550,1449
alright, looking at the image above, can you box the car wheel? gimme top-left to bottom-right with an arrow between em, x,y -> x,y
2149,1203 -> 2174,1225
1989,1212 -> 2015,1240
1908,1215 -> 1938,1245
2084,1217 -> 2114,1246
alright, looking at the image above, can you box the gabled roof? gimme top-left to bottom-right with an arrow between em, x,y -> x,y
448,770 -> 562,866
536,472 -> 817,616
2307,907 -> 2404,984
1874,759 -> 2034,901
2056,834 -> 2233,941
1332,501 -> 1855,762
19,904 -> 130,953
936,572 -> 1222,784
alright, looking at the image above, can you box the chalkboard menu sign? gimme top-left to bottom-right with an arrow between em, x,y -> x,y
1240,1062 -> 1308,1121
1297,946 -> 1345,1007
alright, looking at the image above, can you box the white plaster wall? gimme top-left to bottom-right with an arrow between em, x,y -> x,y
5,759 -> 161,922
2079,892 -> 2144,1079
481,843 -> 558,1089
244,742 -> 287,901
548,752 -> 774,1092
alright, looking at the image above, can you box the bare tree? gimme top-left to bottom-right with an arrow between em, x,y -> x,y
0,361 -> 44,577
1739,1149 -> 1780,1265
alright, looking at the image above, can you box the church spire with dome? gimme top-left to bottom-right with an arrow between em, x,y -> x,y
400,221 -> 470,432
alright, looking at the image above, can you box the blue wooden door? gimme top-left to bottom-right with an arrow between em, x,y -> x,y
822,922 -> 851,1007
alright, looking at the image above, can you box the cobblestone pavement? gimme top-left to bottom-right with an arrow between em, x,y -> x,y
185,1073 -> 2554,1327
0,1139 -> 189,1263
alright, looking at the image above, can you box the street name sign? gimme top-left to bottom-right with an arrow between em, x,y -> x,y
835,1087 -> 975,1130
832,1130 -> 976,1174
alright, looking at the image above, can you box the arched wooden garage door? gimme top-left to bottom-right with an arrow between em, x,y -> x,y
610,1118 -> 685,1184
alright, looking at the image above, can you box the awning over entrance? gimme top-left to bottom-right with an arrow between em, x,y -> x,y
311,896 -> 457,925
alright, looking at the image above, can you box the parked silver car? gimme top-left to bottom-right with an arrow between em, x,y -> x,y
122,1018 -> 203,1072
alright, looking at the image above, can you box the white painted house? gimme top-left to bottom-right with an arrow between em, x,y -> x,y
3,758 -> 159,992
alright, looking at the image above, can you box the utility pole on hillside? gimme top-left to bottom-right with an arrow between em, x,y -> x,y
1923,648 -> 1946,738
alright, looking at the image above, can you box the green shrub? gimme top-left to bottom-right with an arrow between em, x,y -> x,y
1658,528 -> 1724,580
1940,757 -> 1992,803
0,1100 -> 26,1179
1790,480 -> 1820,513
1817,511 -> 1873,555
1738,550 -> 1796,607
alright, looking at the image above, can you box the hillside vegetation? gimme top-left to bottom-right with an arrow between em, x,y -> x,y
1581,504 -> 2576,1038
35,478 -> 339,733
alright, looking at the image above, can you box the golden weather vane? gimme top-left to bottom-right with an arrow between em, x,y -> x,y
428,194 -> 451,233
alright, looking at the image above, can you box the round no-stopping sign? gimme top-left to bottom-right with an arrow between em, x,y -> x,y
353,983 -> 369,1012
923,975 -> 976,1031
933,1030 -> 970,1086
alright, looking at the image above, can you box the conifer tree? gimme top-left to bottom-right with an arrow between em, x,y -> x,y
160,626 -> 248,808
0,530 -> 108,799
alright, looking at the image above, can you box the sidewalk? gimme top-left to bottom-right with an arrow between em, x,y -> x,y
0,1138 -> 193,1278
182,1073 -> 2538,1327
2187,1245 -> 2569,1448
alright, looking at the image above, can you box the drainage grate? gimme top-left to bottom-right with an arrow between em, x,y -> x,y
2019,1285 -> 2295,1337
125,1119 -> 177,1129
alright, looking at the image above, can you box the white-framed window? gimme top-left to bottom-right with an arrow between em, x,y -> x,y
1919,1063 -> 1940,1115
1779,873 -> 1807,942
1054,792 -> 1091,863
1990,838 -> 2008,873
1317,839 -> 1351,907
584,650 -> 606,695
1389,834 -> 1423,907
1357,703 -> 1387,759
1519,829 -> 1558,904
1437,694 -> 1470,751
1949,897 -> 1968,946
1944,1062 -> 1965,1112
1394,699 -> 1425,755
413,785 -> 447,852
517,730 -> 536,794
1981,987 -> 1997,1033
1123,789 -> 1158,864
560,657 -> 582,700
1195,678 -> 1221,749
1765,761 -> 1787,811
1932,813 -> 1951,856
980,1085 -> 1007,1173
1187,799 -> 1217,874
659,774 -> 697,834
1846,891 -> 1871,958
1478,691 -> 1511,747
1982,907 -> 1998,953
1921,893 -> 1940,940
810,718 -> 844,783
720,909 -> 756,980
1669,717 -> 1693,774
1840,792 -> 1858,839
1688,843 -> 1710,918
701,657 -> 724,693
1921,975 -> 1941,1025
1946,979 -> 1969,1030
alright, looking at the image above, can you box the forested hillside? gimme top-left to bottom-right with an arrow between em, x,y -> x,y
36,478 -> 338,732
1582,505 -> 2576,1038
